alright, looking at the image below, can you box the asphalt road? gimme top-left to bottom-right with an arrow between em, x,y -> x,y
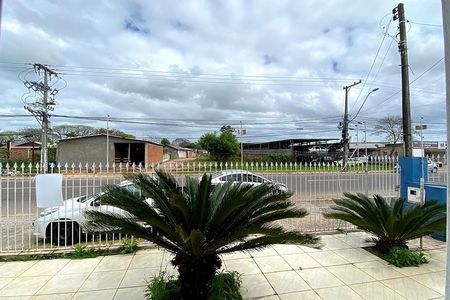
3,170 -> 446,216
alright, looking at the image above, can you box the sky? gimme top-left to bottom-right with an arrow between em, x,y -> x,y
0,0 -> 446,144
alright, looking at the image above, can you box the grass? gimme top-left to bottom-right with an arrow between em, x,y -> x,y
146,271 -> 242,300
0,238 -> 140,262
171,163 -> 395,174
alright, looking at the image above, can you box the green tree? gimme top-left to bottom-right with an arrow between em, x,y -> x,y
160,138 -> 170,146
197,131 -> 239,161
52,124 -> 97,139
85,171 -> 318,299
324,193 -> 446,253
97,128 -> 135,139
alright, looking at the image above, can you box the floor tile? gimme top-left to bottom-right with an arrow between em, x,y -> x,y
240,273 -> 275,298
249,246 -> 279,257
265,270 -> 310,294
0,277 -> 15,290
21,259 -> 70,276
31,293 -> 73,300
37,273 -> 89,294
94,255 -> 133,272
72,289 -> 116,300
272,244 -> 304,255
0,261 -> 36,277
120,267 -> 161,288
333,248 -> 378,263
129,253 -> 164,269
382,277 -> 442,299
279,290 -> 321,300
326,265 -> 375,285
322,238 -> 352,250
410,271 -> 445,294
298,245 -> 322,253
297,268 -> 343,289
316,285 -> 364,300
354,261 -> 404,280
309,250 -> 349,266
394,264 -> 432,276
282,253 -> 321,270
350,282 -> 406,300
224,258 -> 261,275
0,296 -> 31,300
114,286 -> 146,300
80,270 -> 126,291
59,257 -> 103,274
253,256 -> 291,273
423,258 -> 446,272
221,251 -> 252,260
0,275 -> 51,296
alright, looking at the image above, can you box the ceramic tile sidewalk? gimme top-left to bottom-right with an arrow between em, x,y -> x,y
0,232 -> 446,300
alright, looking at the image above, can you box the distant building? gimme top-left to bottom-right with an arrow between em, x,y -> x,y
243,138 -> 340,162
56,134 -> 163,165
164,145 -> 197,159
0,141 -> 41,160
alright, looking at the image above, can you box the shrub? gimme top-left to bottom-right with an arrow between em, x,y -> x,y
146,271 -> 242,300
120,237 -> 139,254
383,247 -> 428,267
324,193 -> 446,253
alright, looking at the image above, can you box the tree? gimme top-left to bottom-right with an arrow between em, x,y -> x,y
19,127 -> 43,143
372,116 -> 403,155
220,124 -> 235,134
0,131 -> 20,146
96,128 -> 135,139
160,138 -> 170,146
197,131 -> 240,161
85,171 -> 318,299
52,124 -> 97,139
172,138 -> 192,148
324,193 -> 446,253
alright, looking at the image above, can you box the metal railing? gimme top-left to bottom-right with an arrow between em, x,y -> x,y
1,155 -> 438,253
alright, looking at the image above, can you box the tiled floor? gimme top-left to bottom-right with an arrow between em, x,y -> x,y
0,232 -> 446,299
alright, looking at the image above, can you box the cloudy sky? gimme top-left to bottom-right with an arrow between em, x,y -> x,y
0,0 -> 446,143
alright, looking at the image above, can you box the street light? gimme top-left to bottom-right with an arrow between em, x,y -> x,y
350,88 -> 379,123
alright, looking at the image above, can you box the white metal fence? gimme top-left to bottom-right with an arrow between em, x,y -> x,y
0,155 -> 445,253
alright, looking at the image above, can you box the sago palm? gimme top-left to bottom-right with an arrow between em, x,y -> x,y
324,193 -> 446,253
84,171 -> 318,300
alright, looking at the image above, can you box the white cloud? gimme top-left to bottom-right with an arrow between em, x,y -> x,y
0,0 -> 446,142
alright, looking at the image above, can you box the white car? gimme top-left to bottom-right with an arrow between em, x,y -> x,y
209,170 -> 288,193
308,146 -> 328,153
33,181 -> 152,245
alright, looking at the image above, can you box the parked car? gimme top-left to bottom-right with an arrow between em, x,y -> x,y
209,170 -> 288,193
33,180 -> 153,245
308,146 -> 328,153
394,158 -> 438,173
428,158 -> 438,173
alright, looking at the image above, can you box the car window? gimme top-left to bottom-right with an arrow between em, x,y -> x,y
242,173 -> 249,182
124,184 -> 142,196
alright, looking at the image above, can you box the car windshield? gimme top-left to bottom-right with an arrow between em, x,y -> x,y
77,194 -> 98,203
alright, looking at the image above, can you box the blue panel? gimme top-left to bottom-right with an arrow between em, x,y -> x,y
424,184 -> 447,241
399,157 -> 427,200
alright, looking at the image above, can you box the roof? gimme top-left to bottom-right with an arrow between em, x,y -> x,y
58,134 -> 162,146
164,144 -> 195,151
244,138 -> 338,145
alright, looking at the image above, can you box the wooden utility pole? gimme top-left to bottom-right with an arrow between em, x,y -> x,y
393,3 -> 412,157
342,80 -> 361,169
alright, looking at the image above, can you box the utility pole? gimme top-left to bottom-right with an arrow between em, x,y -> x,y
342,80 -> 361,169
393,3 -> 412,157
23,64 -> 58,173
106,114 -> 110,167
440,0 -> 450,296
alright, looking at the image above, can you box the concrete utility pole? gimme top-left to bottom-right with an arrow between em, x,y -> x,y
440,0 -> 450,296
393,3 -> 413,157
342,80 -> 361,169
24,64 -> 58,173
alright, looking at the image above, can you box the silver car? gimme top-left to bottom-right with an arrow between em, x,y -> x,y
210,170 -> 288,193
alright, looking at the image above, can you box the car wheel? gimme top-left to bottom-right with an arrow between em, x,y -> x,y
50,222 -> 80,245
